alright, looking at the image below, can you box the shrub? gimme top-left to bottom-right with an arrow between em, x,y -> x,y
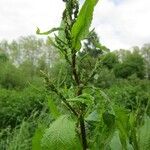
0,62 -> 28,89
0,86 -> 45,128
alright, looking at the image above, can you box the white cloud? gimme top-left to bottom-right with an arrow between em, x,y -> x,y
93,0 -> 150,50
0,0 -> 150,50
0,0 -> 65,40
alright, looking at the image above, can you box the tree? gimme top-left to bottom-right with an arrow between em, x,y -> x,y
0,51 -> 8,63
77,31 -> 109,84
79,31 -> 108,57
101,52 -> 119,69
114,50 -> 145,79
141,43 -> 150,79
0,62 -> 27,89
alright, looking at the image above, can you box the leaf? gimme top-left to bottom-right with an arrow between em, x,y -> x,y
71,0 -> 99,50
58,20 -> 67,43
102,111 -> 115,127
114,106 -> 129,149
47,36 -> 57,47
32,124 -> 46,150
67,93 -> 94,106
129,112 -> 136,129
41,115 -> 78,150
86,110 -> 99,122
109,131 -> 122,150
138,116 -> 150,150
36,27 -> 63,35
47,96 -> 60,119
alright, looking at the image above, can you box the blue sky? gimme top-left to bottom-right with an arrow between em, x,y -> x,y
0,0 -> 150,50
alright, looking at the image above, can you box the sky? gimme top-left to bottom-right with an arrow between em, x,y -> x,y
0,0 -> 150,50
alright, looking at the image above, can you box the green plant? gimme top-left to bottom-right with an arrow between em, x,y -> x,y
0,86 -> 45,128
0,62 -> 28,89
114,50 -> 145,79
35,0 -> 103,149
31,1 -> 150,150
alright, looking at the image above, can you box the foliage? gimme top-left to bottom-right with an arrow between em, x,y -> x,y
93,67 -> 116,88
79,31 -> 107,58
114,50 -> 145,79
71,0 -> 99,50
101,52 -> 119,69
41,115 -> 78,150
33,0 -> 150,150
141,43 -> 150,79
7,121 -> 33,150
138,116 -> 150,150
0,51 -> 8,63
48,60 -> 72,87
0,62 -> 27,89
0,86 -> 45,128
0,0 -> 150,150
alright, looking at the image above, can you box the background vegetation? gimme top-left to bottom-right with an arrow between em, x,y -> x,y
0,0 -> 150,149
0,33 -> 150,150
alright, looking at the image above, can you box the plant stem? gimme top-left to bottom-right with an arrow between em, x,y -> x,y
71,53 -> 88,149
41,71 -> 78,116
79,114 -> 88,150
71,52 -> 80,85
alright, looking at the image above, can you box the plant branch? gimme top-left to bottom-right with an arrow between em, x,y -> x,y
41,71 -> 78,117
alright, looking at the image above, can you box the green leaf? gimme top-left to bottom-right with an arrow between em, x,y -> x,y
41,115 -> 78,150
109,131 -> 122,150
58,20 -> 67,43
47,36 -> 57,47
129,112 -> 136,129
36,27 -> 63,35
71,0 -> 99,50
110,131 -> 134,150
102,111 -> 115,127
32,124 -> 46,150
138,116 -> 150,150
86,110 -> 99,122
47,96 -> 60,119
67,93 -> 94,106
114,106 -> 129,149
